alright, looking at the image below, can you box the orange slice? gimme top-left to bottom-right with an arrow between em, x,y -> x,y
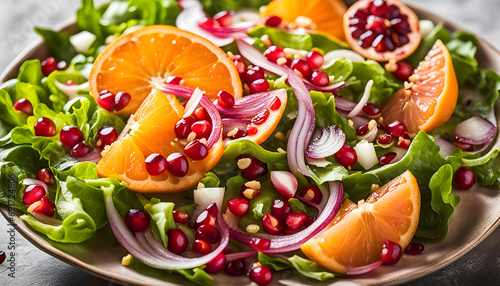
97,89 -> 224,193
381,40 -> 458,135
89,25 -> 242,116
261,0 -> 347,40
301,170 -> 420,275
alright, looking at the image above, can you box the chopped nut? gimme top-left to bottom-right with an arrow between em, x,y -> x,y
370,184 -> 380,193
384,59 -> 398,72
243,188 -> 259,200
260,34 -> 272,47
253,262 -> 263,268
275,131 -> 286,141
246,224 -> 260,233
197,182 -> 205,189
276,57 -> 287,66
409,74 -> 420,83
404,89 -> 412,96
294,69 -> 304,78
245,180 -> 261,190
287,22 -> 297,29
358,199 -> 365,206
199,138 -> 207,145
187,131 -> 197,142
237,158 -> 252,170
227,128 -> 239,137
378,116 -> 384,124
368,119 -> 377,131
122,254 -> 133,266
295,16 -> 313,27
178,139 -> 188,146
384,19 -> 391,27
277,147 -> 286,154
348,119 -> 354,128
404,81 -> 414,90
303,189 -> 315,202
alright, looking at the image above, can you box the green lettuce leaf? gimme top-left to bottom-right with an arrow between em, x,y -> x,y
249,26 -> 313,50
139,196 -> 176,248
472,155 -> 500,187
199,0 -> 271,16
258,252 -> 335,281
34,27 -> 78,63
47,64 -> 89,112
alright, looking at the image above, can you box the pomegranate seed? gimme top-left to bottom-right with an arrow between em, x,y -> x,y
114,91 -> 131,111
381,240 -> 402,265
41,57 -> 57,76
264,15 -> 282,27
37,168 -> 55,185
166,152 -> 189,177
454,140 -> 474,151
225,259 -> 245,276
397,137 -> 411,148
379,152 -> 397,166
351,27 -> 367,39
34,117 -> 56,137
262,214 -> 283,234
233,55 -> 246,75
145,153 -> 167,175
334,144 -> 358,168
196,224 -> 220,244
173,210 -> 189,224
392,62 -> 413,82
238,155 -> 267,180
270,198 -> 292,221
377,134 -> 393,145
23,185 -> 46,205
404,242 -> 425,255
246,126 -> 258,136
125,209 -> 150,232
60,126 -> 83,148
227,196 -> 250,216
386,120 -> 408,137
299,186 -> 322,204
166,76 -> 183,85
370,0 -> 389,17
217,90 -> 235,107
391,18 -> 411,34
362,103 -> 381,117
195,210 -> 216,228
174,116 -> 196,139
0,251 -> 5,265
13,98 -> 33,115
286,212 -> 308,230
310,70 -> 330,87
356,124 -> 370,136
194,107 -> 210,122
213,10 -> 233,27
269,97 -> 281,111
229,129 -> 247,139
454,166 -> 476,190
32,196 -> 56,217
304,216 -> 315,227
387,4 -> 401,19
251,109 -> 270,125
191,120 -> 212,139
290,59 -> 313,79
243,66 -> 265,84
198,17 -> 219,29
249,79 -> 270,94
359,30 -> 376,48
98,90 -> 115,111
249,265 -> 273,286
184,139 -> 208,160
305,51 -> 324,69
167,229 -> 189,254
264,46 -> 286,63
192,239 -> 212,254
96,126 -> 118,147
250,238 -> 271,250
71,141 -> 92,158
205,253 -> 226,273
349,17 -> 367,29
366,15 -> 387,34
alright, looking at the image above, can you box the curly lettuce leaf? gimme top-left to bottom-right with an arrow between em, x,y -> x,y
200,0 -> 271,16
258,252 -> 335,281
472,155 -> 500,187
34,27 -> 78,63
138,195 -> 176,248
47,64 -> 89,112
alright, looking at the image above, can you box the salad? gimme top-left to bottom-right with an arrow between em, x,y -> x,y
1,0 -> 499,285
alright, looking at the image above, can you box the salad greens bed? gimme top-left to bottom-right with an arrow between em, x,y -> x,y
1,0 -> 500,284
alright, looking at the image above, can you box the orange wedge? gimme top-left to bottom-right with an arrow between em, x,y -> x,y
381,40 -> 458,135
261,0 -> 347,40
301,171 -> 420,275
97,89 -> 224,193
89,25 -> 242,116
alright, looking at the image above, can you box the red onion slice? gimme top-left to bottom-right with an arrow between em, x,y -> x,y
306,125 -> 346,159
270,171 -> 298,199
347,80 -> 373,118
183,87 -> 204,117
345,260 -> 383,276
199,22 -> 256,39
228,181 -> 344,253
321,49 -> 365,69
334,95 -> 357,112
294,193 -> 321,212
222,118 -> 250,134
434,137 -> 457,159
216,89 -> 287,119
74,149 -> 102,163
225,251 -> 258,262
31,211 -> 63,225
454,116 -> 497,145
23,178 -> 48,194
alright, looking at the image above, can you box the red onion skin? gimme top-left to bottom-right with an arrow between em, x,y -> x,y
23,178 -> 49,194
345,260 -> 383,276
306,125 -> 346,159
454,116 -> 497,145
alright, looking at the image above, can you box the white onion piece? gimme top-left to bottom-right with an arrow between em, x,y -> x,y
346,260 -> 383,276
270,171 -> 298,199
435,137 -> 457,159
306,125 -> 346,159
356,121 -> 378,143
190,187 -> 225,226
70,31 -> 96,53
23,178 -> 48,194
321,49 -> 365,69
54,81 -> 90,99
454,116 -> 497,145
183,88 -> 204,118
233,8 -> 261,23
419,20 -> 435,38
347,80 -> 373,118
388,147 -> 408,164
74,149 -> 102,163
176,5 -> 234,47
305,156 -> 332,167
221,118 -> 249,134
353,141 -> 378,170
31,211 -> 63,226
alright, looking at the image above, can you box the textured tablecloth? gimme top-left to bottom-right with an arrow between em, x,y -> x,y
0,0 -> 499,285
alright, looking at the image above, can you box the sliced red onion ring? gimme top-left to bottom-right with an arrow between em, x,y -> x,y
347,80 -> 373,118
286,70 -> 316,176
357,121 -> 378,143
305,156 -> 332,167
464,139 -> 495,155
31,211 -> 63,225
236,40 -> 345,93
306,125 -> 346,159
199,21 -> 257,39
270,171 -> 298,199
345,260 -> 383,276
321,49 -> 365,69
222,118 -> 249,134
334,95 -> 357,112
454,116 -> 497,145
294,193 -> 321,212
183,88 -> 204,117
388,147 -> 408,164
74,149 -> 102,163
434,137 -> 457,159
225,251 -> 258,262
216,89 -> 287,119
228,181 -> 344,253
23,178 -> 48,194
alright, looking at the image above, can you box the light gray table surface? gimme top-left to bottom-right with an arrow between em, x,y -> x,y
0,0 -> 499,285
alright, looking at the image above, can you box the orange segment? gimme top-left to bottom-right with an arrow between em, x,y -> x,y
381,40 -> 458,135
301,171 -> 420,275
261,0 -> 347,40
97,89 -> 224,193
89,25 -> 242,116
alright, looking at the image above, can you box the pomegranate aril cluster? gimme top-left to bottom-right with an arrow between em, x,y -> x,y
348,0 -> 411,52
40,57 -> 66,76
23,181 -> 57,218
197,10 -> 234,29
13,98 -> 33,115
97,90 -> 131,112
